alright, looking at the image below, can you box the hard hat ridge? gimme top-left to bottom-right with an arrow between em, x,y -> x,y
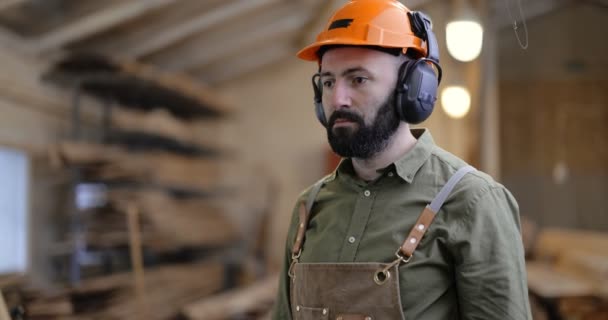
297,0 -> 427,61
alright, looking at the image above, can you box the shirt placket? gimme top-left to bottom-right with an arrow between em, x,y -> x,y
338,187 -> 376,262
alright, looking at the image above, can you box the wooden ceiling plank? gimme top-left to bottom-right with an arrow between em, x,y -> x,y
150,2 -> 308,71
179,13 -> 309,73
200,41 -> 293,84
30,0 -> 179,53
125,0 -> 280,58
0,0 -> 26,11
0,25 -> 27,52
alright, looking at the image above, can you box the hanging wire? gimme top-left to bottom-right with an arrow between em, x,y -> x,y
504,0 -> 529,49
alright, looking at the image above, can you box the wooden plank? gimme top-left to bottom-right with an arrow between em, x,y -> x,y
179,9 -> 309,73
50,191 -> 238,251
110,191 -> 238,248
110,108 -> 227,149
0,289 -> 10,320
0,0 -> 26,11
199,41 -> 293,84
555,250 -> 608,298
0,274 -> 24,290
124,0 -> 278,57
120,60 -> 233,115
24,296 -> 73,317
91,262 -> 225,320
558,296 -> 608,319
146,1 -> 303,71
30,0 -> 179,53
526,261 -> 595,298
182,274 -> 279,320
535,228 -> 608,260
127,204 -> 147,320
49,141 -> 229,192
22,262 -> 226,319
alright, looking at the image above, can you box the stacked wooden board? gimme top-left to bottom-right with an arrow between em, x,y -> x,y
44,53 -> 239,257
526,227 -> 608,320
4,262 -> 225,320
0,53 -> 261,319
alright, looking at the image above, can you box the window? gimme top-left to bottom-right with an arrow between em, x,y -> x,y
0,147 -> 29,274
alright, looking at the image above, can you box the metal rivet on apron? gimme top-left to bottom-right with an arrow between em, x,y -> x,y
409,237 -> 417,244
322,308 -> 327,315
417,224 -> 425,230
296,305 -> 300,312
348,236 -> 356,243
388,172 -> 394,177
363,190 -> 371,197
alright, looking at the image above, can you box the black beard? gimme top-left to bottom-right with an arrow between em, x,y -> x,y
326,95 -> 400,159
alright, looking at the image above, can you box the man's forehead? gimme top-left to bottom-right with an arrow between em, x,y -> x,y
320,47 -> 401,74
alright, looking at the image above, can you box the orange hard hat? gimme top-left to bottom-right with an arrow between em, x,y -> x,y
297,0 -> 428,61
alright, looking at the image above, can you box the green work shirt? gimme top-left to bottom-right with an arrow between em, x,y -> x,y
272,129 -> 532,320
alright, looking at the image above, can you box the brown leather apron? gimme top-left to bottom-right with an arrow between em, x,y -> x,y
288,166 -> 475,320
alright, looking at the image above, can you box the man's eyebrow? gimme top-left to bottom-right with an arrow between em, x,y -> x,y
320,67 -> 369,78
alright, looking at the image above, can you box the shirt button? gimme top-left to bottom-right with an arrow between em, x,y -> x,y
388,172 -> 394,177
363,190 -> 371,197
348,236 -> 356,243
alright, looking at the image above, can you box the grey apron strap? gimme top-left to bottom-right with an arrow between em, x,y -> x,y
399,165 -> 476,258
429,165 -> 476,213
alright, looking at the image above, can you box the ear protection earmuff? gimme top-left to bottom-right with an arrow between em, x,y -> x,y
395,11 -> 442,124
311,11 -> 442,127
312,72 -> 327,126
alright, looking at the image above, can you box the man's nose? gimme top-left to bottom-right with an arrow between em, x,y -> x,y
326,81 -> 351,110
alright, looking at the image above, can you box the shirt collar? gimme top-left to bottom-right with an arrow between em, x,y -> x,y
332,128 -> 435,184
393,128 -> 434,183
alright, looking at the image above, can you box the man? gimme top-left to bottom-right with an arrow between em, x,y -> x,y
272,0 -> 531,319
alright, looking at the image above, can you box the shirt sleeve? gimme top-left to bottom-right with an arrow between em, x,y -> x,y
449,186 -> 532,320
270,202 -> 300,320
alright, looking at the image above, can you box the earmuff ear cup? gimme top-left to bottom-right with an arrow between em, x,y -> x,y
312,73 -> 328,127
395,59 -> 439,124
315,100 -> 327,127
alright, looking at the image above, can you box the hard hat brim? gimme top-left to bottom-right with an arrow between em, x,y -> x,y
296,38 -> 371,61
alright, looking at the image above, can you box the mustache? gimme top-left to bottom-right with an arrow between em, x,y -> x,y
328,110 -> 364,127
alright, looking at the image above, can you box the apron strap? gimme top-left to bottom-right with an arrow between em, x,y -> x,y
291,178 -> 326,255
399,165 -> 476,258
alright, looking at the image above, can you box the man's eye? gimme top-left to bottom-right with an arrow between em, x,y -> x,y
352,77 -> 367,85
323,80 -> 334,88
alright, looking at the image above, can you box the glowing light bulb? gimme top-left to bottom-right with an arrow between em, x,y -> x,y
446,20 -> 483,62
441,86 -> 471,119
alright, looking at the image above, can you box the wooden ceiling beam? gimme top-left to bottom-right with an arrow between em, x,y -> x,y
147,2 -> 310,72
0,25 -> 27,53
179,13 -> 309,73
199,41 -> 293,84
123,0 -> 280,58
28,0 -> 179,54
0,0 -> 26,11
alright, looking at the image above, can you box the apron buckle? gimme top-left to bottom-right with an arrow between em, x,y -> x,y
288,249 -> 302,279
373,250 -> 412,285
